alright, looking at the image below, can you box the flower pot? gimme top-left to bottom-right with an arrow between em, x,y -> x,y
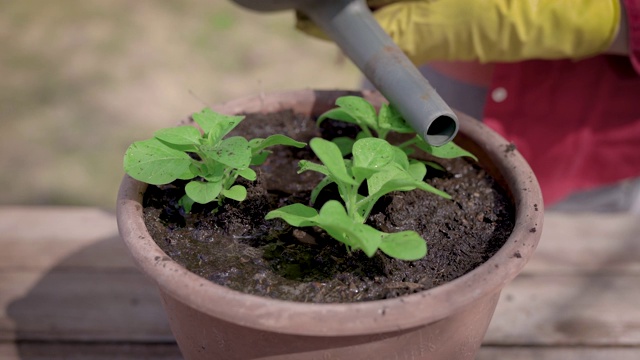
117,89 -> 543,360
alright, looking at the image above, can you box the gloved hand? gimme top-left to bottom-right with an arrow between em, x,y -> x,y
296,0 -> 621,64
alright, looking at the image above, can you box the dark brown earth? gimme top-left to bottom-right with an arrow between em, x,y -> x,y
142,110 -> 515,303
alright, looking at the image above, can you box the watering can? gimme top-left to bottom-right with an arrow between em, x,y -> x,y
231,0 -> 458,146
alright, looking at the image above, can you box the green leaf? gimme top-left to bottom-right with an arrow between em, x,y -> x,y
316,201 -> 381,254
425,161 -> 445,171
402,147 -> 416,156
192,108 -> 244,143
266,201 -> 369,254
268,200 -> 421,259
202,162 -> 225,182
154,126 -> 202,146
248,136 -> 306,166
203,136 -> 251,169
298,160 -> 329,177
334,96 -> 378,130
350,166 -> 378,185
236,167 -> 257,181
310,176 -> 335,204
352,138 -> 394,170
185,180 -> 223,204
251,151 -> 270,166
331,137 -> 355,157
317,108 -> 358,126
407,161 -> 427,181
379,231 -> 427,260
123,138 -> 192,185
356,131 -> 370,141
309,138 -> 357,186
222,185 -> 247,201
178,195 -> 195,213
377,103 -> 414,133
265,204 -> 319,227
367,169 -> 417,199
391,146 -> 410,170
248,138 -> 262,147
252,134 -> 306,152
413,181 -> 452,199
176,168 -> 197,180
351,139 -> 396,184
415,139 -> 478,161
367,167 -> 451,202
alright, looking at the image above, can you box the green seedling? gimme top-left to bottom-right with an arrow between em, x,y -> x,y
318,95 -> 414,141
318,95 -> 477,162
266,137 -> 451,261
123,108 -> 305,212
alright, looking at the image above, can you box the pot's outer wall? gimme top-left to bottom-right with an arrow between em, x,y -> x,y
117,90 -> 544,360
161,288 -> 500,360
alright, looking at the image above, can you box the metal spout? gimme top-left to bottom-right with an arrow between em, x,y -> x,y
231,0 -> 458,146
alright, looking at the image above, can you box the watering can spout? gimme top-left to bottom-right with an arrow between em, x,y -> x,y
231,0 -> 458,146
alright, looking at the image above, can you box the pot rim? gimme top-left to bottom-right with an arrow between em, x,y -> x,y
117,89 -> 543,336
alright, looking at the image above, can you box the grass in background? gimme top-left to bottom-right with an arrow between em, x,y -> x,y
0,0 -> 360,209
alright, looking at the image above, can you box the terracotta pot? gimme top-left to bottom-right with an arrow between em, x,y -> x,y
117,89 -> 543,360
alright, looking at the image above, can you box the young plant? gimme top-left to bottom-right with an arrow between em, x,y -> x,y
318,95 -> 477,162
266,137 -> 450,261
123,108 -> 305,212
318,95 -> 415,141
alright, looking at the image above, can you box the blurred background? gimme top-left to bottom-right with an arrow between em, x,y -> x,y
0,0 -> 360,210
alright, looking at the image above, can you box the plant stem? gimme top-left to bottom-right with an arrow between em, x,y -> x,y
359,201 -> 374,222
398,136 -> 419,150
361,126 -> 373,138
341,183 -> 363,224
377,129 -> 389,140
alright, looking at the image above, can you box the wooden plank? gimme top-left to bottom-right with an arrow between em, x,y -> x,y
477,346 -> 640,360
0,343 -> 638,360
524,212 -> 640,275
0,207 -> 134,270
0,271 -> 172,342
0,343 -> 19,360
486,275 -> 640,346
0,343 -> 182,360
0,207 -> 172,343
1,343 -> 640,360
0,207 -> 116,242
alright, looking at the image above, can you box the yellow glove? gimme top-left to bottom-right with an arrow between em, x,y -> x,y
297,0 -> 621,64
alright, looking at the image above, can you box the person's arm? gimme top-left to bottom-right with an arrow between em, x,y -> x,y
370,0 -> 621,64
297,0 -> 624,63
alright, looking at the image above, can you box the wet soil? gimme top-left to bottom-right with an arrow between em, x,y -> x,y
143,110 -> 515,303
